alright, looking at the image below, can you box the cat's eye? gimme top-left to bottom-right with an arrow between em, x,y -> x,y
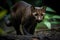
35,14 -> 38,16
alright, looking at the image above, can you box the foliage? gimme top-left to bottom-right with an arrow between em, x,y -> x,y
0,10 -> 7,20
0,28 -> 7,35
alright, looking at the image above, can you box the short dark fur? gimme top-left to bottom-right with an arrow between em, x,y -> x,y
11,1 -> 46,35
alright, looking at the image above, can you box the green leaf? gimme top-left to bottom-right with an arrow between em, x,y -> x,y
44,14 -> 50,20
46,7 -> 55,12
52,15 -> 60,19
0,28 -> 7,35
44,21 -> 51,29
0,10 -> 7,20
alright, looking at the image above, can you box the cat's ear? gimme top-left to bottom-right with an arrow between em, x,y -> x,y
41,6 -> 46,13
42,6 -> 46,12
31,5 -> 35,12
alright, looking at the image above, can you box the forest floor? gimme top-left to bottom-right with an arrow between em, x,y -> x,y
0,26 -> 60,40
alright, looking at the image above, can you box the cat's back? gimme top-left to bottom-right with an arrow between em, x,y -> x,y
18,1 -> 31,7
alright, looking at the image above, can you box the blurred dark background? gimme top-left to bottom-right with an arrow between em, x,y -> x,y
43,0 -> 60,15
0,0 -> 60,15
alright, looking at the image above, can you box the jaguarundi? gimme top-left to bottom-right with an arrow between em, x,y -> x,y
10,1 -> 46,35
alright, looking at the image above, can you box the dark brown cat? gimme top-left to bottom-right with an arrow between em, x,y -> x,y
11,1 -> 46,35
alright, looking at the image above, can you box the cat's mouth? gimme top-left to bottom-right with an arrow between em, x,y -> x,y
36,19 -> 43,23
